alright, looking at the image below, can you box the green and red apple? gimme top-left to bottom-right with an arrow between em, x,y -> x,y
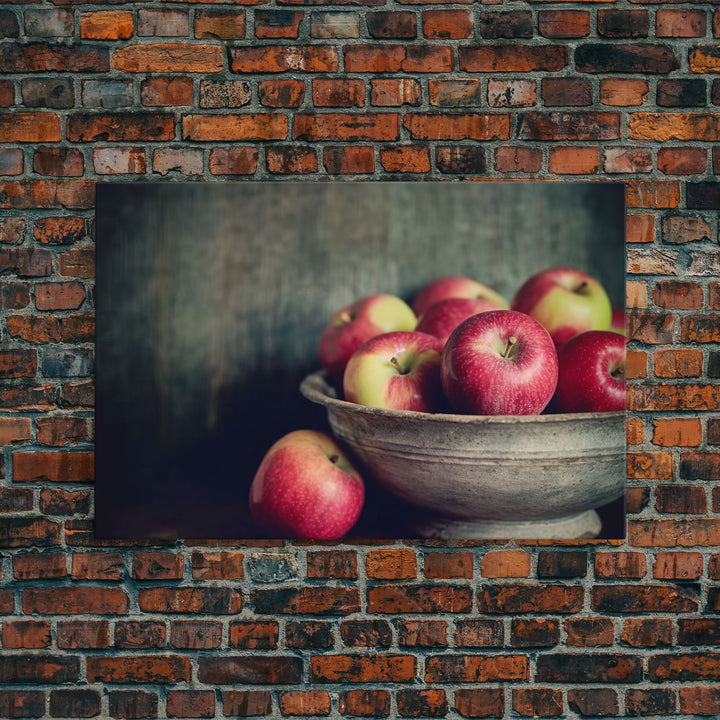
319,294 -> 417,385
412,276 -> 509,318
511,267 -> 612,346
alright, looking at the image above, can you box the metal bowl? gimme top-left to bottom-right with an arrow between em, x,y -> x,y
300,371 -> 626,540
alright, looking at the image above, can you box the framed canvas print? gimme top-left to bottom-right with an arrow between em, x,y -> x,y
95,181 -> 626,541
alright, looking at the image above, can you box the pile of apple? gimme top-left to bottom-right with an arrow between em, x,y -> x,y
249,267 -> 626,539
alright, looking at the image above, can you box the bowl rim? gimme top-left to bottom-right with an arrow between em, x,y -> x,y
300,370 -> 626,426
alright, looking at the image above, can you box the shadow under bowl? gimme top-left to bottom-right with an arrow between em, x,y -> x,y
300,371 -> 626,540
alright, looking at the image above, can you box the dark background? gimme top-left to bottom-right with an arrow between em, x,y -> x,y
95,181 -> 626,539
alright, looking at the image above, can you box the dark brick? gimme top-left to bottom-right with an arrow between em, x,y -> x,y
626,687 -> 676,715
436,146 -> 485,174
341,620 -> 392,647
454,688 -> 504,718
49,689 -> 101,718
0,42 -> 109,73
575,44 -> 679,74
511,619 -> 560,648
597,9 -> 648,38
516,112 -> 620,140
198,656 -> 301,685
567,689 -> 618,717
536,654 -> 642,683
454,619 -> 504,648
397,689 -> 447,718
339,689 -> 391,717
366,11 -> 417,38
477,585 -> 583,614
678,618 -> 720,645
478,11 -> 533,39
592,584 -> 699,613
108,690 -> 158,719
0,10 -> 19,38
251,587 -> 359,615
537,551 -> 587,578
0,655 -> 80,684
285,620 -> 334,649
657,79 -> 706,107
688,183 -> 720,209
220,690 -> 272,717
650,653 -> 720,681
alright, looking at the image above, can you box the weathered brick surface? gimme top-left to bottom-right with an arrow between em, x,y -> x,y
0,4 -> 718,716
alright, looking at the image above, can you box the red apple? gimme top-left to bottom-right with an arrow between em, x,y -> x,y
441,310 -> 559,416
343,331 -> 444,413
416,297 -> 504,345
611,307 -> 625,335
319,294 -> 417,385
551,330 -> 626,413
412,276 -> 509,318
511,267 -> 612,346
249,430 -> 365,539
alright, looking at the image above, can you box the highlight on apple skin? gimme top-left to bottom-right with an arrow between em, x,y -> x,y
318,293 -> 417,385
551,330 -> 626,413
416,297 -> 505,346
412,275 -> 509,318
511,267 -> 613,346
343,331 -> 445,413
441,310 -> 559,416
249,430 -> 365,539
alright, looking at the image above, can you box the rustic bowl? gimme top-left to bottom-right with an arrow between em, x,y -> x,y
300,371 -> 626,540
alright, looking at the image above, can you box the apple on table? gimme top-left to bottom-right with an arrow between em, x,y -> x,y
343,331 -> 445,413
416,297 -> 504,346
319,293 -> 417,386
550,330 -> 626,413
511,267 -> 612,346
412,276 -> 509,318
249,430 -> 365,539
441,309 -> 559,416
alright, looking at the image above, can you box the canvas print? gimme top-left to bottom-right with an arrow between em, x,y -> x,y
95,181 -> 626,541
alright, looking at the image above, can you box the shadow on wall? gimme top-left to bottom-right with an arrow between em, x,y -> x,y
94,181 -> 626,539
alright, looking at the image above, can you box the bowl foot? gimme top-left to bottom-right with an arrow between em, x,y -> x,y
408,509 -> 602,541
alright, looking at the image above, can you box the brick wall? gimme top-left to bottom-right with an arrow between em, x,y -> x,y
1,0 -> 719,717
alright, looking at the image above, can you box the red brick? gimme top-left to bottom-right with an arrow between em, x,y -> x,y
112,43 -> 222,72
0,248 -> 53,276
627,313 -> 675,343
627,417 -> 645,445
312,78 -> 364,107
627,451 -> 674,479
621,618 -> 673,648
653,551 -> 703,579
657,8 -> 706,37
380,145 -> 430,173
35,416 -> 88,446
139,587 -> 243,614
114,621 -> 166,649
653,280 -> 704,308
183,114 -> 288,141
0,656 -> 80,684
33,147 -> 83,177
653,349 -> 703,378
629,113 -> 720,141
594,551 -> 647,579
604,147 -> 653,174
286,620 -> 333,649
229,621 -> 279,649
59,249 -> 94,278
135,8 -> 189,36
679,687 -> 720,715
208,147 -> 258,176
195,9 -> 246,39
658,147 -> 707,175
601,78 -> 649,106
511,619 -> 559,648
323,146 -> 374,174
404,113 -> 509,140
309,655 -> 415,684
459,45 -> 567,72
0,691 -> 46,718
12,451 -> 94,483
24,587 -> 129,615
454,619 -> 503,648
656,484 -> 707,514
279,690 -> 331,716
495,146 -> 542,173
436,146 -> 486,175
487,80 -> 536,108
625,688 -> 676,716
254,10 -> 302,39
306,549 -> 357,578
370,78 -> 421,107
80,11 -> 133,39
681,316 -> 720,343
542,77 -> 592,106
71,552 -> 124,581
628,518 -> 720,547
167,690 -> 215,719
13,551 -> 67,580
429,79 -> 482,107
141,77 -> 193,106
68,113 -> 174,142
191,551 -> 244,580
423,551 -> 473,579
1,620 -> 51,648
454,689 -> 505,718
367,585 -> 472,614
565,618 -> 615,647
423,9 -> 473,39
538,10 -> 590,38
258,79 -> 305,108
0,181 -> 95,211
517,111 -> 620,140
480,549 -> 531,578
230,45 -> 338,72
221,691 -> 272,717
477,585 -> 583,614
398,619 -> 448,648
626,349 -> 647,379
652,418 -> 702,447
0,112 -> 61,142
340,619 -> 392,648
425,655 -> 528,683
34,216 -> 85,245
512,689 -> 563,718
0,218 -> 27,245
170,620 -> 222,650
132,552 -> 184,580
296,113 -> 399,141
397,689 -> 447,718
339,690 -> 390,717
86,655 -> 192,684
35,281 -> 86,310
548,146 -> 599,174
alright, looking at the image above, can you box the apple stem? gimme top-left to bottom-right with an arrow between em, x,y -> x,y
610,364 -> 625,380
502,337 -> 517,359
337,311 -> 353,325
576,281 -> 588,293
329,454 -> 339,464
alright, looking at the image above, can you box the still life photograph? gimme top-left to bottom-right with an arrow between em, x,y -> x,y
95,181 -> 627,541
